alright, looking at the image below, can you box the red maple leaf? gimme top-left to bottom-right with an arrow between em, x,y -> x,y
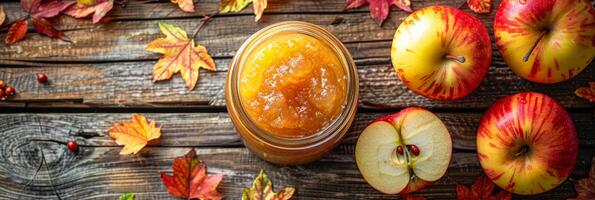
467,0 -> 492,14
160,148 -> 224,200
568,157 -> 595,200
5,0 -> 74,44
456,174 -> 512,200
345,0 -> 412,25
62,0 -> 114,24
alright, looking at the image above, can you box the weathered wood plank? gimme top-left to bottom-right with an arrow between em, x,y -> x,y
0,0 -> 488,62
1,0 -> 467,22
0,145 -> 592,200
1,112 -> 592,150
0,60 -> 592,109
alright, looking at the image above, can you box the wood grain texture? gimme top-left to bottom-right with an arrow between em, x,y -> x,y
0,112 -> 593,150
0,144 -> 592,200
0,60 -> 592,109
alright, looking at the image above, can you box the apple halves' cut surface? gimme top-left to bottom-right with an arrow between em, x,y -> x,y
355,107 -> 452,194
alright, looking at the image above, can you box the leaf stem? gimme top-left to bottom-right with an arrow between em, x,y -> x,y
191,11 -> 219,39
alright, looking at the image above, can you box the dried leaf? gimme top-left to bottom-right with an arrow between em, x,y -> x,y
575,82 -> 595,102
568,157 -> 595,200
21,0 -> 42,12
108,114 -> 161,155
456,174 -> 512,200
219,0 -> 268,21
171,0 -> 194,12
145,22 -> 216,90
242,170 -> 295,200
467,0 -> 492,14
0,5 -> 6,26
34,0 -> 76,18
345,0 -> 412,25
160,149 -> 224,200
119,193 -> 134,200
5,19 -> 28,44
63,0 -> 114,23
219,0 -> 252,14
32,16 -> 67,40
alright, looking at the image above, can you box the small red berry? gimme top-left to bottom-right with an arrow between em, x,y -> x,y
0,80 -> 5,88
0,89 -> 4,99
37,73 -> 48,83
5,86 -> 14,96
409,145 -> 420,156
396,146 -> 404,154
67,140 -> 78,152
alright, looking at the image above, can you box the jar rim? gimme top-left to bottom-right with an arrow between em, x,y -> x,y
226,21 -> 359,150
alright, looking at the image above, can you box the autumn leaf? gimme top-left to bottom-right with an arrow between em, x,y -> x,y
456,174 -> 512,200
0,5 -> 6,26
467,0 -> 492,14
161,148 -> 224,200
5,19 -> 28,44
63,0 -> 114,23
145,22 -> 216,90
242,170 -> 295,200
32,17 -> 69,40
119,193 -> 134,200
575,82 -> 595,102
568,157 -> 595,200
171,0 -> 194,13
219,0 -> 268,21
345,0 -> 412,25
33,0 -> 76,18
108,114 -> 161,155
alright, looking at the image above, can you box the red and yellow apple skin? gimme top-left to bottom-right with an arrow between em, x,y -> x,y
355,107 -> 452,194
494,0 -> 595,84
391,6 -> 491,100
477,92 -> 578,195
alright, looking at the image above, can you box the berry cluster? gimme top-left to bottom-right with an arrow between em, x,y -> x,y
0,80 -> 15,100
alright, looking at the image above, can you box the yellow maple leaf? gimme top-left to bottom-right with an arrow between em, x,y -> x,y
146,22 -> 216,90
219,0 -> 268,21
108,114 -> 161,155
170,0 -> 194,13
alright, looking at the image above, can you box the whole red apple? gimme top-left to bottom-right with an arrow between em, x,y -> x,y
355,107 -> 452,194
477,92 -> 578,195
494,0 -> 595,84
391,6 -> 491,100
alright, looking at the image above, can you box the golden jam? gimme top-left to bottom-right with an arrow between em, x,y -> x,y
239,33 -> 347,138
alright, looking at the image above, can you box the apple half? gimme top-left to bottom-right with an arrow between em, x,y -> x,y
355,107 -> 452,194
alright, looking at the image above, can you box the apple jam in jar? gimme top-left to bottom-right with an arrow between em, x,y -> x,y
226,21 -> 358,165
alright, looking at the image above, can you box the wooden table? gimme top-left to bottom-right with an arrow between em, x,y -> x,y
0,0 -> 593,199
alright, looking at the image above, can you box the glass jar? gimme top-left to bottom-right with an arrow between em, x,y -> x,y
225,21 -> 359,165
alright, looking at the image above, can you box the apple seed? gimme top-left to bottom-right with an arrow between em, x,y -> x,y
409,145 -> 420,156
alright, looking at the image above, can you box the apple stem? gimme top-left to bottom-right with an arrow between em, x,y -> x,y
514,145 -> 530,157
523,31 -> 547,62
445,55 -> 466,63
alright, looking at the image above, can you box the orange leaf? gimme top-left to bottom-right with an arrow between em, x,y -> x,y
568,157 -> 595,200
171,0 -> 194,12
0,5 -> 5,26
345,0 -> 412,25
108,114 -> 161,155
161,148 -> 224,200
63,0 -> 114,23
467,0 -> 492,14
145,22 -> 216,90
5,19 -> 28,44
252,0 -> 267,21
575,82 -> 595,102
456,174 -> 511,200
